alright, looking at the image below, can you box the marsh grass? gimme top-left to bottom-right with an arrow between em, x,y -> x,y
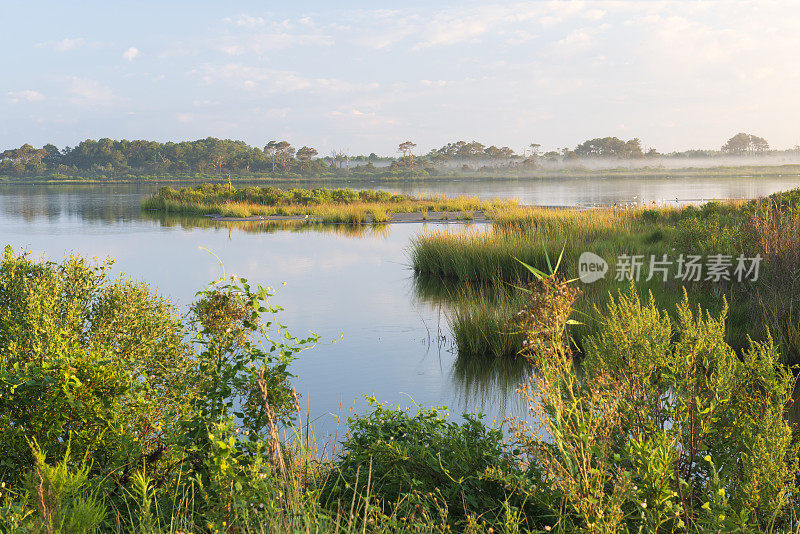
448,281 -> 527,358
412,193 -> 800,359
142,184 -> 518,224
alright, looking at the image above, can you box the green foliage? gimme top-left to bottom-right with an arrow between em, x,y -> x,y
412,191 -> 800,361
23,443 -> 107,533
2,247 -> 799,532
0,248 -> 320,531
322,397 -> 536,530
141,183 -> 513,222
513,284 -> 800,532
0,246 -> 192,484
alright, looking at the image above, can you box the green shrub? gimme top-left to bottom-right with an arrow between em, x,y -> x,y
513,283 -> 800,532
322,397 -> 537,530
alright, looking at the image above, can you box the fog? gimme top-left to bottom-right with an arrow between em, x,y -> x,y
433,153 -> 800,173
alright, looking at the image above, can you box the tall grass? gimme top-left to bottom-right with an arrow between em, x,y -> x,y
142,183 -> 518,223
447,281 -> 526,358
411,194 -> 800,360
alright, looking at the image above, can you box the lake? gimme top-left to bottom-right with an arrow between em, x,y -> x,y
2,175 -> 799,437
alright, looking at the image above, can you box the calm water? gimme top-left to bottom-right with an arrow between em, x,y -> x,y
2,175 -> 799,436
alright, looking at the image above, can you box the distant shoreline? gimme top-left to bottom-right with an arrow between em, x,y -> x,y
3,163 -> 800,186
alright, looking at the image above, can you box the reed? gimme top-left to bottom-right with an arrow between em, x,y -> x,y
411,191 -> 800,362
142,183 -> 519,223
448,281 -> 527,358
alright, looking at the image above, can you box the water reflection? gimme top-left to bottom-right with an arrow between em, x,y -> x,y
451,352 -> 532,416
144,213 -> 391,238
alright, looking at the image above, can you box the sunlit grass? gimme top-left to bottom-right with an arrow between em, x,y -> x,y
142,184 -> 519,224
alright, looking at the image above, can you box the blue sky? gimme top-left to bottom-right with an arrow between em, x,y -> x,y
2,1 -> 799,155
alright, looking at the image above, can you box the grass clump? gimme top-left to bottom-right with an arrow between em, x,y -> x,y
411,190 -> 800,361
142,183 -> 518,224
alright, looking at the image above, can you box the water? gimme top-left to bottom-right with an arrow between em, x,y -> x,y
1,175 -> 798,436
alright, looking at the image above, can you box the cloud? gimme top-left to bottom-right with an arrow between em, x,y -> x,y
37,37 -> 86,52
222,14 -> 265,27
7,90 -> 45,104
68,77 -> 116,106
122,47 -> 140,61
551,28 -> 597,55
197,63 -> 376,94
217,16 -> 332,54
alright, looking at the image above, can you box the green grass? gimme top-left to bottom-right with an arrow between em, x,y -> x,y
411,191 -> 800,361
141,183 -> 517,223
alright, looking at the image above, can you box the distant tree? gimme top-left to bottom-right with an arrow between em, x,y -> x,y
264,141 -> 278,172
274,141 -> 295,171
295,146 -> 318,170
398,141 -> 417,169
499,147 -> 516,158
528,143 -> 541,157
574,137 -> 644,159
210,146 -> 227,174
484,145 -> 504,159
722,133 -> 769,154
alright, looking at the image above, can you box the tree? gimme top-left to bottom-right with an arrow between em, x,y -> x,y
274,141 -> 295,171
574,137 -> 644,159
264,141 -> 278,172
722,133 -> 770,154
295,146 -> 318,171
398,141 -> 417,169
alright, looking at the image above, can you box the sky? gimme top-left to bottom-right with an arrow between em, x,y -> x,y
2,0 -> 800,155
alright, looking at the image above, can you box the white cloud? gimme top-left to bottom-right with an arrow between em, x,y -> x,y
68,77 -> 116,106
197,63 -> 375,95
218,16 -> 332,54
122,47 -> 140,61
7,90 -> 45,104
37,37 -> 86,52
551,28 -> 597,55
223,14 -> 265,28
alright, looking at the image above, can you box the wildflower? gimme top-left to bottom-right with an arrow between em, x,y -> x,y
717,488 -> 725,497
702,502 -> 711,510
704,455 -> 712,463
640,502 -> 647,509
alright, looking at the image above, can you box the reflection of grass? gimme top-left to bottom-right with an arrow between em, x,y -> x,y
142,183 -> 517,223
145,213 -> 391,238
451,351 -> 533,413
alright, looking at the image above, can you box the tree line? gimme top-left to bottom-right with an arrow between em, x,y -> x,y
0,133 -> 787,178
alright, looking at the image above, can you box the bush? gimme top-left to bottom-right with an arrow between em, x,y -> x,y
512,282 -> 799,532
322,397 -> 537,529
0,247 -> 318,530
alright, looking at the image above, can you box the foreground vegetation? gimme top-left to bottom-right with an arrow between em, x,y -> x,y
411,189 -> 800,362
142,183 -> 516,223
1,247 -> 798,532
